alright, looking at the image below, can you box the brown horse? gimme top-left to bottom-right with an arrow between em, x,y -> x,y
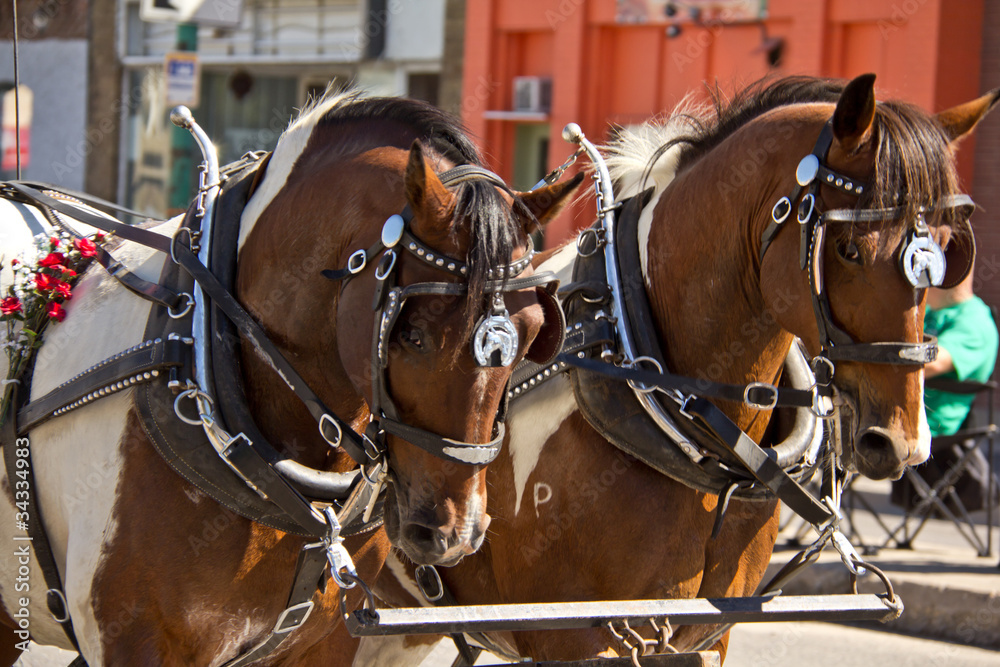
0,92 -> 578,664
367,74 -> 999,663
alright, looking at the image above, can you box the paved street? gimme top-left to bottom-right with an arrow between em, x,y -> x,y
415,622 -> 1000,666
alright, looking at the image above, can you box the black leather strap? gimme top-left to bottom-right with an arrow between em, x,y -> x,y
2,386 -> 85,658
558,354 -> 827,411
682,396 -> 834,525
171,242 -> 368,464
17,338 -> 189,433
221,542 -> 329,667
3,182 -> 173,253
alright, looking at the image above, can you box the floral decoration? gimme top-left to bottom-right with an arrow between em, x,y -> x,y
1,231 -> 106,424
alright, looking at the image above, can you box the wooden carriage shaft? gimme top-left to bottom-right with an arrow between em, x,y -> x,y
346,594 -> 901,636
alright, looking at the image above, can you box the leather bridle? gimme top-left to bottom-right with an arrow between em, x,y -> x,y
323,165 -> 562,466
758,119 -> 976,376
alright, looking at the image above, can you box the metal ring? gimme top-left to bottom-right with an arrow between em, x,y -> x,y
347,249 -> 367,275
319,414 -> 343,448
414,564 -> 445,603
625,356 -> 665,394
374,250 -> 397,281
167,292 -> 194,319
46,589 -> 70,623
170,227 -> 194,264
576,228 -> 603,257
173,388 -> 211,426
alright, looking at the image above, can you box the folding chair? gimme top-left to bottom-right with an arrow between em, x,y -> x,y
844,373 -> 998,557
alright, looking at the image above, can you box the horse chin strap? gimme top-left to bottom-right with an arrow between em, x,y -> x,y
324,164 -> 561,467
758,119 -> 976,371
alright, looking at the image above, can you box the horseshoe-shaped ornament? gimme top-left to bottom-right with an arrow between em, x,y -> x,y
900,234 -> 946,288
473,294 -> 518,367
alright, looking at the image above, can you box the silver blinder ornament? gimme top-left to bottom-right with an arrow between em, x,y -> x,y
473,293 -> 518,367
901,234 -> 946,288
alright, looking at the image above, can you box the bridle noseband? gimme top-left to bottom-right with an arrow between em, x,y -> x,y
324,165 -> 561,466
758,119 -> 975,372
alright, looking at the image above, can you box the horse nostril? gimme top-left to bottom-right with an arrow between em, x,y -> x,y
854,426 -> 904,480
402,523 -> 449,557
857,429 -> 893,456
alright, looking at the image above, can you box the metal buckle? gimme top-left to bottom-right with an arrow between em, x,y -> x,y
576,227 -> 604,257
273,600 -> 315,634
743,382 -> 778,410
414,564 -> 445,603
797,193 -> 816,224
374,250 -> 396,281
347,249 -> 367,275
771,196 -> 792,223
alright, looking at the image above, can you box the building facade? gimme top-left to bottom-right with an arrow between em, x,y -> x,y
0,0 -> 91,190
117,0 -> 448,214
459,0 -> 996,286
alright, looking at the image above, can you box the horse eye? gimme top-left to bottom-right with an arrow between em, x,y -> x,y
836,241 -> 862,265
400,326 -> 424,351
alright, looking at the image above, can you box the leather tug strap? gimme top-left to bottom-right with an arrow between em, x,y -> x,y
2,386 -> 85,656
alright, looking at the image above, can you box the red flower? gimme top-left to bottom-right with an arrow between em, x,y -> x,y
1,296 -> 21,315
9,258 -> 18,267
74,238 -> 97,258
54,282 -> 73,300
94,233 -> 105,242
38,252 -> 66,268
49,236 -> 62,248
47,302 -> 66,322
35,273 -> 60,292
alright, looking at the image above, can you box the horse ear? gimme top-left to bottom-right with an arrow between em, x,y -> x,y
516,172 -> 585,234
404,141 -> 452,228
832,73 -> 877,154
935,89 -> 1000,144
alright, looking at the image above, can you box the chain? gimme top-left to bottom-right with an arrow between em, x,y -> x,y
606,617 -> 676,666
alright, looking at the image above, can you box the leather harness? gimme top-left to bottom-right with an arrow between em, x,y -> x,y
0,153 -> 559,664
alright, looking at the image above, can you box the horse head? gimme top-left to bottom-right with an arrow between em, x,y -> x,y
757,74 -> 998,479
238,93 -> 580,565
333,141 -> 579,565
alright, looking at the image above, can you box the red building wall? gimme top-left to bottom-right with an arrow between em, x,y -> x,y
461,0 -> 994,262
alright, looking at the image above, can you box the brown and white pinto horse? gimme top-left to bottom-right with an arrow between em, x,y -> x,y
367,75 -> 999,664
0,92 -> 578,664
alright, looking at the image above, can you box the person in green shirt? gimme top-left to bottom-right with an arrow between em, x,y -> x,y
922,277 -> 999,436
892,273 -> 999,511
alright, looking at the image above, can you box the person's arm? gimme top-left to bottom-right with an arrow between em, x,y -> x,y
924,345 -> 954,378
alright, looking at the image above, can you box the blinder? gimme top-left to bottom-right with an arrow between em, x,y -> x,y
524,281 -> 567,365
